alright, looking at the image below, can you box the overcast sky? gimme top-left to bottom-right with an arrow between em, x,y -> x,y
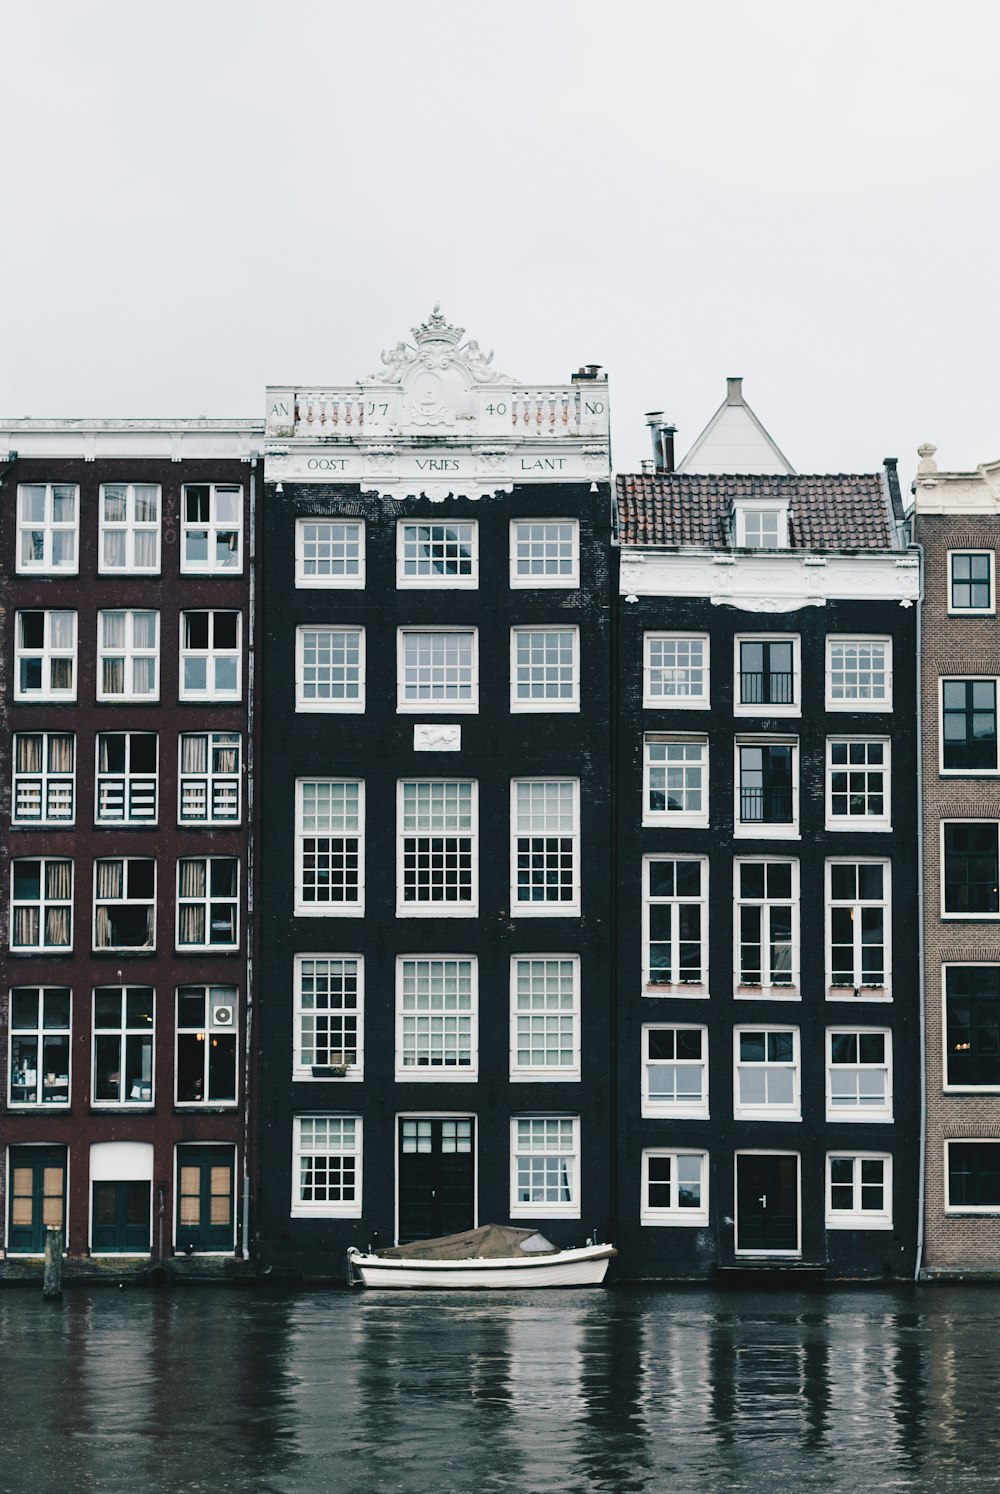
3,1 -> 998,483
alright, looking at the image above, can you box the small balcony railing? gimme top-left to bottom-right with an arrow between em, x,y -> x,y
739,787 -> 793,823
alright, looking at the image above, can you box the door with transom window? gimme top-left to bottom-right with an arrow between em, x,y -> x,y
397,1118 -> 475,1244
8,1146 -> 66,1253
175,1144 -> 236,1253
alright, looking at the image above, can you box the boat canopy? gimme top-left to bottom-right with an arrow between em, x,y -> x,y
376,1224 -> 557,1261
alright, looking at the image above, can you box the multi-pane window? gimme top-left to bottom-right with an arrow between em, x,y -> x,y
641,1151 -> 709,1226
737,741 -> 796,831
12,733 -> 74,825
942,823 -> 1000,917
826,1155 -> 892,1228
96,733 -> 158,824
947,1142 -> 1000,1210
510,956 -> 580,1080
511,779 -> 580,915
295,779 -> 364,915
735,859 -> 798,994
398,629 -> 478,711
510,627 -> 579,711
642,1026 -> 709,1117
99,483 -> 160,572
16,484 -> 78,572
181,484 -> 242,572
735,506 -> 786,548
826,638 -> 892,708
292,1116 -> 362,1215
178,733 -> 240,824
396,957 -> 477,1079
295,519 -> 365,587
509,519 -> 579,587
92,987 -> 154,1105
945,966 -> 1000,1088
826,1030 -> 892,1119
510,1116 -> 580,1217
827,860 -> 890,994
176,986 -> 238,1104
397,521 -> 478,587
643,736 -> 708,825
827,739 -> 890,827
949,552 -> 993,614
9,988 -> 71,1106
643,857 -> 707,992
14,610 -> 76,701
179,612 -> 241,700
643,634 -> 709,707
398,780 -> 477,913
737,637 -> 797,709
176,858 -> 239,950
10,859 -> 72,951
97,610 -> 159,700
93,859 -> 155,951
942,681 -> 998,772
296,626 -> 365,712
294,956 -> 363,1078
734,1028 -> 800,1119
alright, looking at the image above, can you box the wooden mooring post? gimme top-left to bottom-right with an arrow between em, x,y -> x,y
43,1227 -> 63,1299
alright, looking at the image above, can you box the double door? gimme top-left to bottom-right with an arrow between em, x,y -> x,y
398,1118 -> 475,1244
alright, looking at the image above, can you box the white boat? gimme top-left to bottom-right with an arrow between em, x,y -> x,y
348,1223 -> 616,1289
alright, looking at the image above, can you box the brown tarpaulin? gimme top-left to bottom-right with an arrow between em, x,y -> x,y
376,1224 -> 557,1261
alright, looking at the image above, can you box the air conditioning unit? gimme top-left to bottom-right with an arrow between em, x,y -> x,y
213,1006 -> 235,1027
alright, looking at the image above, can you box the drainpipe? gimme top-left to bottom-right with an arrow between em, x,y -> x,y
241,451 -> 259,1261
912,539 -> 926,1282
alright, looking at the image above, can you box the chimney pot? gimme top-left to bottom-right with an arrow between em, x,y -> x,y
641,459 -> 655,475
726,376 -> 744,405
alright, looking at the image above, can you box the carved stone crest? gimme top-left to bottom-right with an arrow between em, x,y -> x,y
365,305 -> 517,429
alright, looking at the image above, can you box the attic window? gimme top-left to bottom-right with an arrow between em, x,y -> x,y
733,501 -> 789,550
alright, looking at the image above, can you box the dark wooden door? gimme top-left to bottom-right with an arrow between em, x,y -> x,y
92,1181 -> 151,1253
176,1145 -> 235,1253
8,1146 -> 66,1253
736,1153 -> 799,1253
398,1118 -> 475,1243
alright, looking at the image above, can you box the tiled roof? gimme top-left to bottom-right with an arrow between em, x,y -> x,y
616,473 -> 895,550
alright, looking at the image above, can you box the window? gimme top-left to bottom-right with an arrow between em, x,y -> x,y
643,736 -> 708,825
942,680 -> 998,772
294,956 -> 363,1078
510,955 -> 581,1080
10,859 -> 72,951
97,610 -> 159,701
643,856 -> 707,993
827,739 -> 890,828
643,634 -> 709,707
827,860 -> 890,995
181,483 -> 242,572
510,779 -> 580,916
642,1026 -> 708,1117
92,987 -> 154,1105
509,519 -> 579,587
397,520 -> 478,588
9,988 -> 70,1106
14,610 -> 76,701
942,823 -> 1000,917
826,1155 -> 892,1228
176,986 -> 238,1104
510,627 -> 579,712
398,629 -> 478,712
735,859 -> 798,995
947,1141 -> 1000,1210
398,780 -> 477,914
296,626 -> 365,712
949,551 -> 994,614
292,1116 -> 362,1216
510,1116 -> 580,1218
396,956 -> 477,1079
734,503 -> 787,549
12,733 -> 74,825
180,612 -> 241,700
295,518 -> 365,587
295,779 -> 364,915
641,1151 -> 709,1226
736,637 -> 798,711
177,858 -> 239,950
16,483 -> 77,572
96,733 -> 157,824
178,733 -> 240,824
736,740 -> 797,833
93,859 -> 155,951
944,966 -> 1000,1088
826,1029 -> 892,1119
734,1028 -> 800,1119
99,483 -> 160,572
826,638 -> 892,709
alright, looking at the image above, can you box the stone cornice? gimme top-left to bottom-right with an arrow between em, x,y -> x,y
619,548 -> 919,610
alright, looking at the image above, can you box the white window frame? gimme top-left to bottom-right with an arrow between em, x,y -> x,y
640,1150 -> 709,1227
733,501 -> 788,549
509,518 -> 580,589
642,854 -> 708,995
825,858 -> 891,998
643,632 -> 710,709
95,732 -> 158,826
14,610 -> 77,702
510,778 -> 580,918
826,737 -> 891,830
948,549 -> 995,616
175,857 -> 239,952
177,732 -> 241,826
397,628 -> 479,714
395,955 -> 478,1082
295,518 -> 366,589
296,625 -> 366,714
733,858 -> 799,998
397,779 -> 478,917
825,1028 -> 892,1121
180,482 -> 243,574
509,955 -> 581,1082
10,858 -> 73,952
291,1115 -> 363,1218
179,611 -> 242,701
945,1139 -> 1000,1214
509,626 -> 580,713
940,820 -> 1000,920
12,732 -> 75,826
825,637 -> 893,711
733,1027 -> 801,1121
509,1115 -> 580,1219
8,986 -> 72,1108
93,858 -> 156,952
96,609 -> 160,703
98,483 -> 161,574
293,955 -> 364,1082
825,1153 -> 893,1229
175,985 -> 239,1107
942,963 -> 1000,1093
294,779 -> 365,917
733,634 -> 800,716
16,483 -> 78,574
734,736 -> 799,839
91,986 -> 155,1107
396,520 -> 479,590
641,1024 -> 709,1118
939,678 -> 1000,775
643,734 -> 709,827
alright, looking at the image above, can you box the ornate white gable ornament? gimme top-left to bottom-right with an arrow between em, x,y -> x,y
366,304 -> 516,432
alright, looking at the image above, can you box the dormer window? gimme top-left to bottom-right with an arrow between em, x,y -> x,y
733,501 -> 789,549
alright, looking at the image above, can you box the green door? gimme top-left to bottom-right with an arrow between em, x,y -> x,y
176,1145 -> 235,1253
8,1146 -> 66,1253
92,1181 -> 151,1253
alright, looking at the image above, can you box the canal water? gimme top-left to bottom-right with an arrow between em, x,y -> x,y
1,1285 -> 998,1493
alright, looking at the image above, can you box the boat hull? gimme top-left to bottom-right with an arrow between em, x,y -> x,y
349,1243 -> 615,1289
